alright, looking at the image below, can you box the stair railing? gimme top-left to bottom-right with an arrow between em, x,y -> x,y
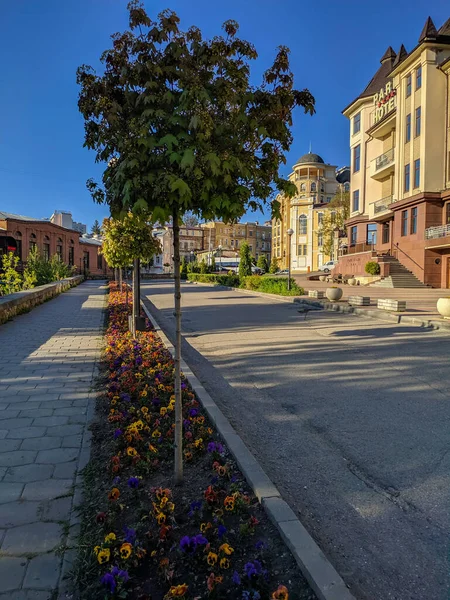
392,243 -> 424,271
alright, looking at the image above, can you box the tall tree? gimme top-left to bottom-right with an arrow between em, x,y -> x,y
239,241 -> 253,278
183,212 -> 200,228
77,1 -> 314,483
257,254 -> 269,272
91,219 -> 101,235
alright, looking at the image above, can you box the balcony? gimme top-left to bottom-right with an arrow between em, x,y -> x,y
425,224 -> 450,248
371,195 -> 394,220
340,243 -> 376,256
370,149 -> 395,180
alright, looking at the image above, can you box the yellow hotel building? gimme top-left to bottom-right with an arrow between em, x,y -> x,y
340,16 -> 450,288
272,153 -> 349,272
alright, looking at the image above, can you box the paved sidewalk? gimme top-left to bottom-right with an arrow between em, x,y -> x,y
0,281 -> 106,600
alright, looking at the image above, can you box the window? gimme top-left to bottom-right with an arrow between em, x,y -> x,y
29,233 -> 37,254
318,213 -> 324,225
415,106 -> 421,137
68,246 -> 74,266
406,73 -> 412,97
353,112 -> 361,134
447,203 -> 450,224
317,233 -> 323,247
382,222 -> 390,244
320,183 -> 324,192
406,113 -> 411,142
43,244 -> 50,261
249,245 -> 253,252
310,182 -> 317,192
15,232 -> 22,260
367,223 -> 377,246
327,197 -> 331,203
300,183 -> 306,192
249,230 -> 253,236
401,210 -> 408,236
353,145 -> 360,172
83,250 -> 90,269
416,66 -> 422,89
97,253 -> 103,270
298,244 -> 307,256
344,182 -> 350,192
352,189 -> 360,212
155,256 -> 160,265
299,215 -> 307,234
414,159 -> 420,188
350,226 -> 357,245
411,207 -> 418,234
404,163 -> 410,192
56,241 -> 63,260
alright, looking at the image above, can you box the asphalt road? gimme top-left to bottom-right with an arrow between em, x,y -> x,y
142,281 -> 450,600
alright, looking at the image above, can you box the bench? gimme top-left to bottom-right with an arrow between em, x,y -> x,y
377,298 -> 406,312
308,290 -> 325,299
348,295 -> 370,306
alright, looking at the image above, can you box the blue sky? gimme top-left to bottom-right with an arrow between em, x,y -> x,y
0,1 -> 447,228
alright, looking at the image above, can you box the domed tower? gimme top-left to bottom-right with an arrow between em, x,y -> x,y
272,151 -> 340,272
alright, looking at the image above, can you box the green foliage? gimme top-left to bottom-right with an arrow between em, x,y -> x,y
210,255 -> 216,272
50,255 -> 73,280
187,260 -> 200,274
0,253 -> 23,295
199,259 -> 208,274
101,213 -> 161,268
180,256 -> 188,280
365,261 -> 380,275
257,255 -> 269,272
320,191 -> 350,256
91,219 -> 101,235
240,275 -> 304,296
269,256 -> 279,274
23,248 -> 54,287
239,242 -> 253,278
187,273 -> 240,287
77,2 -> 315,223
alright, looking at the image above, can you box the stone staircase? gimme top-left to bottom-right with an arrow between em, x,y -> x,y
371,257 -> 428,288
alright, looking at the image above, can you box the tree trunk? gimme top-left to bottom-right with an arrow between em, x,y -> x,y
114,268 -> 118,284
132,258 -> 140,337
172,209 -> 183,485
119,268 -> 123,291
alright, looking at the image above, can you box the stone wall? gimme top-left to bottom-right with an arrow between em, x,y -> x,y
0,276 -> 84,325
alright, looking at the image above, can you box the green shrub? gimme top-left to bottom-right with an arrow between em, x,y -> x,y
257,255 -> 269,272
239,241 -> 253,278
365,261 -> 380,275
187,272 -> 240,287
240,275 -> 304,296
0,253 -> 23,295
180,257 -> 188,280
269,256 -> 279,274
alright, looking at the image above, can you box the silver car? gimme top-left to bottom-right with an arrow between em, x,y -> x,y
319,260 -> 338,273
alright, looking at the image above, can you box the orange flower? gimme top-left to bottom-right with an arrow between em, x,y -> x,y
207,552 -> 218,566
272,585 -> 289,600
149,444 -> 158,453
184,451 -> 193,461
127,447 -> 138,457
108,487 -> 120,501
224,496 -> 235,511
156,512 -> 166,525
119,542 -> 133,559
219,543 -> 234,555
219,557 -> 230,569
141,406 -> 149,414
168,584 -> 188,597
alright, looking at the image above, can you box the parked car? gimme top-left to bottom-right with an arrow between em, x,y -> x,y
275,269 -> 289,275
319,260 -> 338,273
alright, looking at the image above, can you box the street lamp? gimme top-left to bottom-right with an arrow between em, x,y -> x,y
286,228 -> 294,291
190,250 -> 194,263
218,245 -> 222,270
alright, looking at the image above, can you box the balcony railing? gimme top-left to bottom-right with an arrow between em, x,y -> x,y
340,243 -> 376,256
373,195 -> 394,214
373,148 -> 394,171
425,224 -> 450,240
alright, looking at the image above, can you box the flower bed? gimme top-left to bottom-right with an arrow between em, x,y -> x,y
72,283 -> 314,600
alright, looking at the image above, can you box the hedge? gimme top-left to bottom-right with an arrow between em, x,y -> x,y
187,272 -> 240,287
240,275 -> 304,296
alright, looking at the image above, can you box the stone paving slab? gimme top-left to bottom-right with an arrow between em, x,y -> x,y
0,281 -> 106,596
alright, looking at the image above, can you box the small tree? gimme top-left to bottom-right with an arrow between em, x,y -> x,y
183,212 -> 200,228
23,248 -> 53,287
321,190 -> 350,257
210,255 -> 216,272
269,256 -> 279,273
77,1 -> 314,483
239,242 -> 253,278
180,256 -> 188,280
199,259 -> 208,274
0,253 -> 23,295
91,219 -> 101,235
257,255 -> 269,272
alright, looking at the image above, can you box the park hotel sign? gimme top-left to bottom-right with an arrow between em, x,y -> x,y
373,82 -> 396,124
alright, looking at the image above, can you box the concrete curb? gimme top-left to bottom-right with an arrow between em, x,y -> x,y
58,287 -> 107,600
140,297 -> 355,600
295,298 -> 450,332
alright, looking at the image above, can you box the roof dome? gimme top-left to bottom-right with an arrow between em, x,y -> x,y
296,152 -> 325,165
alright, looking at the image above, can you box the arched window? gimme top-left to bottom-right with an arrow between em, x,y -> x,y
310,182 -> 317,192
299,214 -> 307,235
15,231 -> 22,238
56,238 -> 63,261
29,233 -> 37,254
43,235 -> 50,261
14,231 -> 22,260
320,183 -> 325,192
300,183 -> 306,192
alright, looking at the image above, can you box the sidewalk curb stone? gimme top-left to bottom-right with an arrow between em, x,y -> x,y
141,297 -> 355,600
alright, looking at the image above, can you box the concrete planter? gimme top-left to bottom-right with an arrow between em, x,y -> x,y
347,278 -> 357,286
326,287 -> 343,301
319,275 -> 327,282
437,297 -> 450,319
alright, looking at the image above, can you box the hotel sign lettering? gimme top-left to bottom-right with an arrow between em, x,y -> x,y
373,82 -> 396,124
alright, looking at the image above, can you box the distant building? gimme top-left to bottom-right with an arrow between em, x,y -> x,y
50,211 -> 87,234
200,221 -> 271,263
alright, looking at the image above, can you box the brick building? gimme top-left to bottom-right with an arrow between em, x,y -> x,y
0,211 -> 111,277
